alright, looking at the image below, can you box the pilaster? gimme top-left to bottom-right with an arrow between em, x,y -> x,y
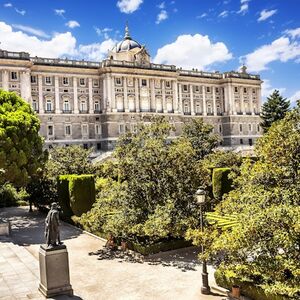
124,77 -> 129,112
190,84 -> 195,115
212,86 -> 217,116
54,76 -> 60,114
88,78 -> 93,114
202,85 -> 207,116
135,78 -> 140,112
73,77 -> 79,114
2,70 -> 9,91
38,75 -> 44,113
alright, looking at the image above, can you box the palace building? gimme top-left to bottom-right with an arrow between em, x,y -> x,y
0,25 -> 262,151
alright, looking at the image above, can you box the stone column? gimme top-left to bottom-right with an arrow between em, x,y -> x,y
150,79 -> 155,112
110,75 -> 116,113
102,76 -> 107,112
202,85 -> 207,116
229,84 -> 235,115
190,84 -> 195,115
88,78 -> 93,114
162,80 -> 166,113
54,76 -> 60,114
250,88 -> 254,115
107,74 -> 112,112
20,71 -> 31,102
124,77 -> 129,112
240,87 -> 245,114
73,77 -> 79,114
2,70 -> 9,91
173,80 -> 178,113
212,86 -> 217,116
257,88 -> 262,113
178,83 -> 182,113
38,75 -> 44,113
135,78 -> 140,112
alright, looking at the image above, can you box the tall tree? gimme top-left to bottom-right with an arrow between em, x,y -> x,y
261,89 -> 290,132
0,90 -> 45,187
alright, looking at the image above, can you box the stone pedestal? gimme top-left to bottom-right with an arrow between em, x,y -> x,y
39,245 -> 73,298
0,220 -> 10,236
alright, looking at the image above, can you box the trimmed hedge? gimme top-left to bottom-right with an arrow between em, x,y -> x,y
212,167 -> 232,200
57,174 -> 95,217
127,239 -> 192,256
215,268 -> 291,300
69,175 -> 95,216
57,176 -> 73,219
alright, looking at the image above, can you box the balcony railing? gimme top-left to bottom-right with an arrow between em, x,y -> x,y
94,110 -> 102,114
79,110 -> 88,114
45,110 -> 55,114
62,110 -> 72,114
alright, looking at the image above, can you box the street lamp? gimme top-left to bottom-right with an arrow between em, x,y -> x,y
195,188 -> 211,295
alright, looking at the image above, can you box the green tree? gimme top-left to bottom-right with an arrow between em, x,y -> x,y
0,90 -> 45,187
261,89 -> 290,132
80,117 -> 218,241
182,118 -> 220,160
187,108 -> 300,298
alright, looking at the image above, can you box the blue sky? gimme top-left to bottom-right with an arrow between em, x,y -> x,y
0,0 -> 299,103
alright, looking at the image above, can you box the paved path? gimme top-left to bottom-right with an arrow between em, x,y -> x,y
0,207 -> 226,300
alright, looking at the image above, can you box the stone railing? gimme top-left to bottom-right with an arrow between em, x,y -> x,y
31,57 -> 100,68
178,69 -> 223,79
0,50 -> 30,60
224,71 -> 260,80
102,59 -> 177,71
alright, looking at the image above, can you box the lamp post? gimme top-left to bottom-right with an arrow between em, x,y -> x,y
195,188 -> 211,295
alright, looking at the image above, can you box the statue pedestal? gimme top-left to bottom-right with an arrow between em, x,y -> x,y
0,220 -> 10,236
39,245 -> 73,298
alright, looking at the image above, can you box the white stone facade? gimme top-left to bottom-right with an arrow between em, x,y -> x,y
0,28 -> 262,151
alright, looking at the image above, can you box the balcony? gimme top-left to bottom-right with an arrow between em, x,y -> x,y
79,110 -> 88,114
184,112 -> 191,115
94,110 -> 102,114
45,110 -> 55,114
195,112 -> 203,116
62,110 -> 72,114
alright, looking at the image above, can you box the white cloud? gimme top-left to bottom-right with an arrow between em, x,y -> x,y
238,0 -> 250,15
94,27 -> 113,39
0,21 -> 116,61
117,0 -> 143,14
12,24 -> 50,38
197,13 -> 207,19
285,27 -> 300,39
156,10 -> 168,24
261,79 -> 286,100
15,8 -> 26,15
65,20 -> 80,29
157,2 -> 165,9
153,33 -> 232,70
258,9 -> 277,22
218,10 -> 229,18
78,39 -> 116,61
289,90 -> 300,104
54,9 -> 65,17
242,35 -> 300,72
4,3 -> 12,7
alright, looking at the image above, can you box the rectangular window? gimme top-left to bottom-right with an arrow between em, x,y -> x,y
95,124 -> 101,135
82,124 -> 88,135
244,87 -> 247,93
183,85 -> 188,92
253,88 -> 256,94
219,124 -> 222,133
257,124 -> 260,132
195,86 -> 199,92
45,76 -> 52,85
79,78 -> 85,86
249,139 -> 253,146
46,101 -> 52,112
206,86 -> 211,93
239,124 -> 243,132
141,79 -> 147,86
165,81 -> 171,88
48,125 -> 53,136
93,80 -> 99,87
119,124 -> 125,134
116,78 -> 122,85
65,125 -> 71,136
216,87 -> 219,93
32,101 -> 38,111
63,77 -> 69,85
249,124 -> 252,131
31,76 -> 37,84
240,139 -> 243,145
94,101 -> 100,112
11,72 -> 18,80
235,87 -> 238,93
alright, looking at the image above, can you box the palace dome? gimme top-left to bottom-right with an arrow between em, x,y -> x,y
112,24 -> 142,53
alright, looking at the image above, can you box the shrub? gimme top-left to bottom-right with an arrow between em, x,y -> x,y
58,175 -> 95,217
212,167 -> 232,200
57,176 -> 73,219
0,183 -> 19,207
69,175 -> 95,216
215,268 -> 292,300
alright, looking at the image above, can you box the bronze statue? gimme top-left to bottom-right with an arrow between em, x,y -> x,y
45,202 -> 62,248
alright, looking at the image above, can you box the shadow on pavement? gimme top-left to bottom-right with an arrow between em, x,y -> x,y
0,206 -> 81,246
88,246 -> 201,272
